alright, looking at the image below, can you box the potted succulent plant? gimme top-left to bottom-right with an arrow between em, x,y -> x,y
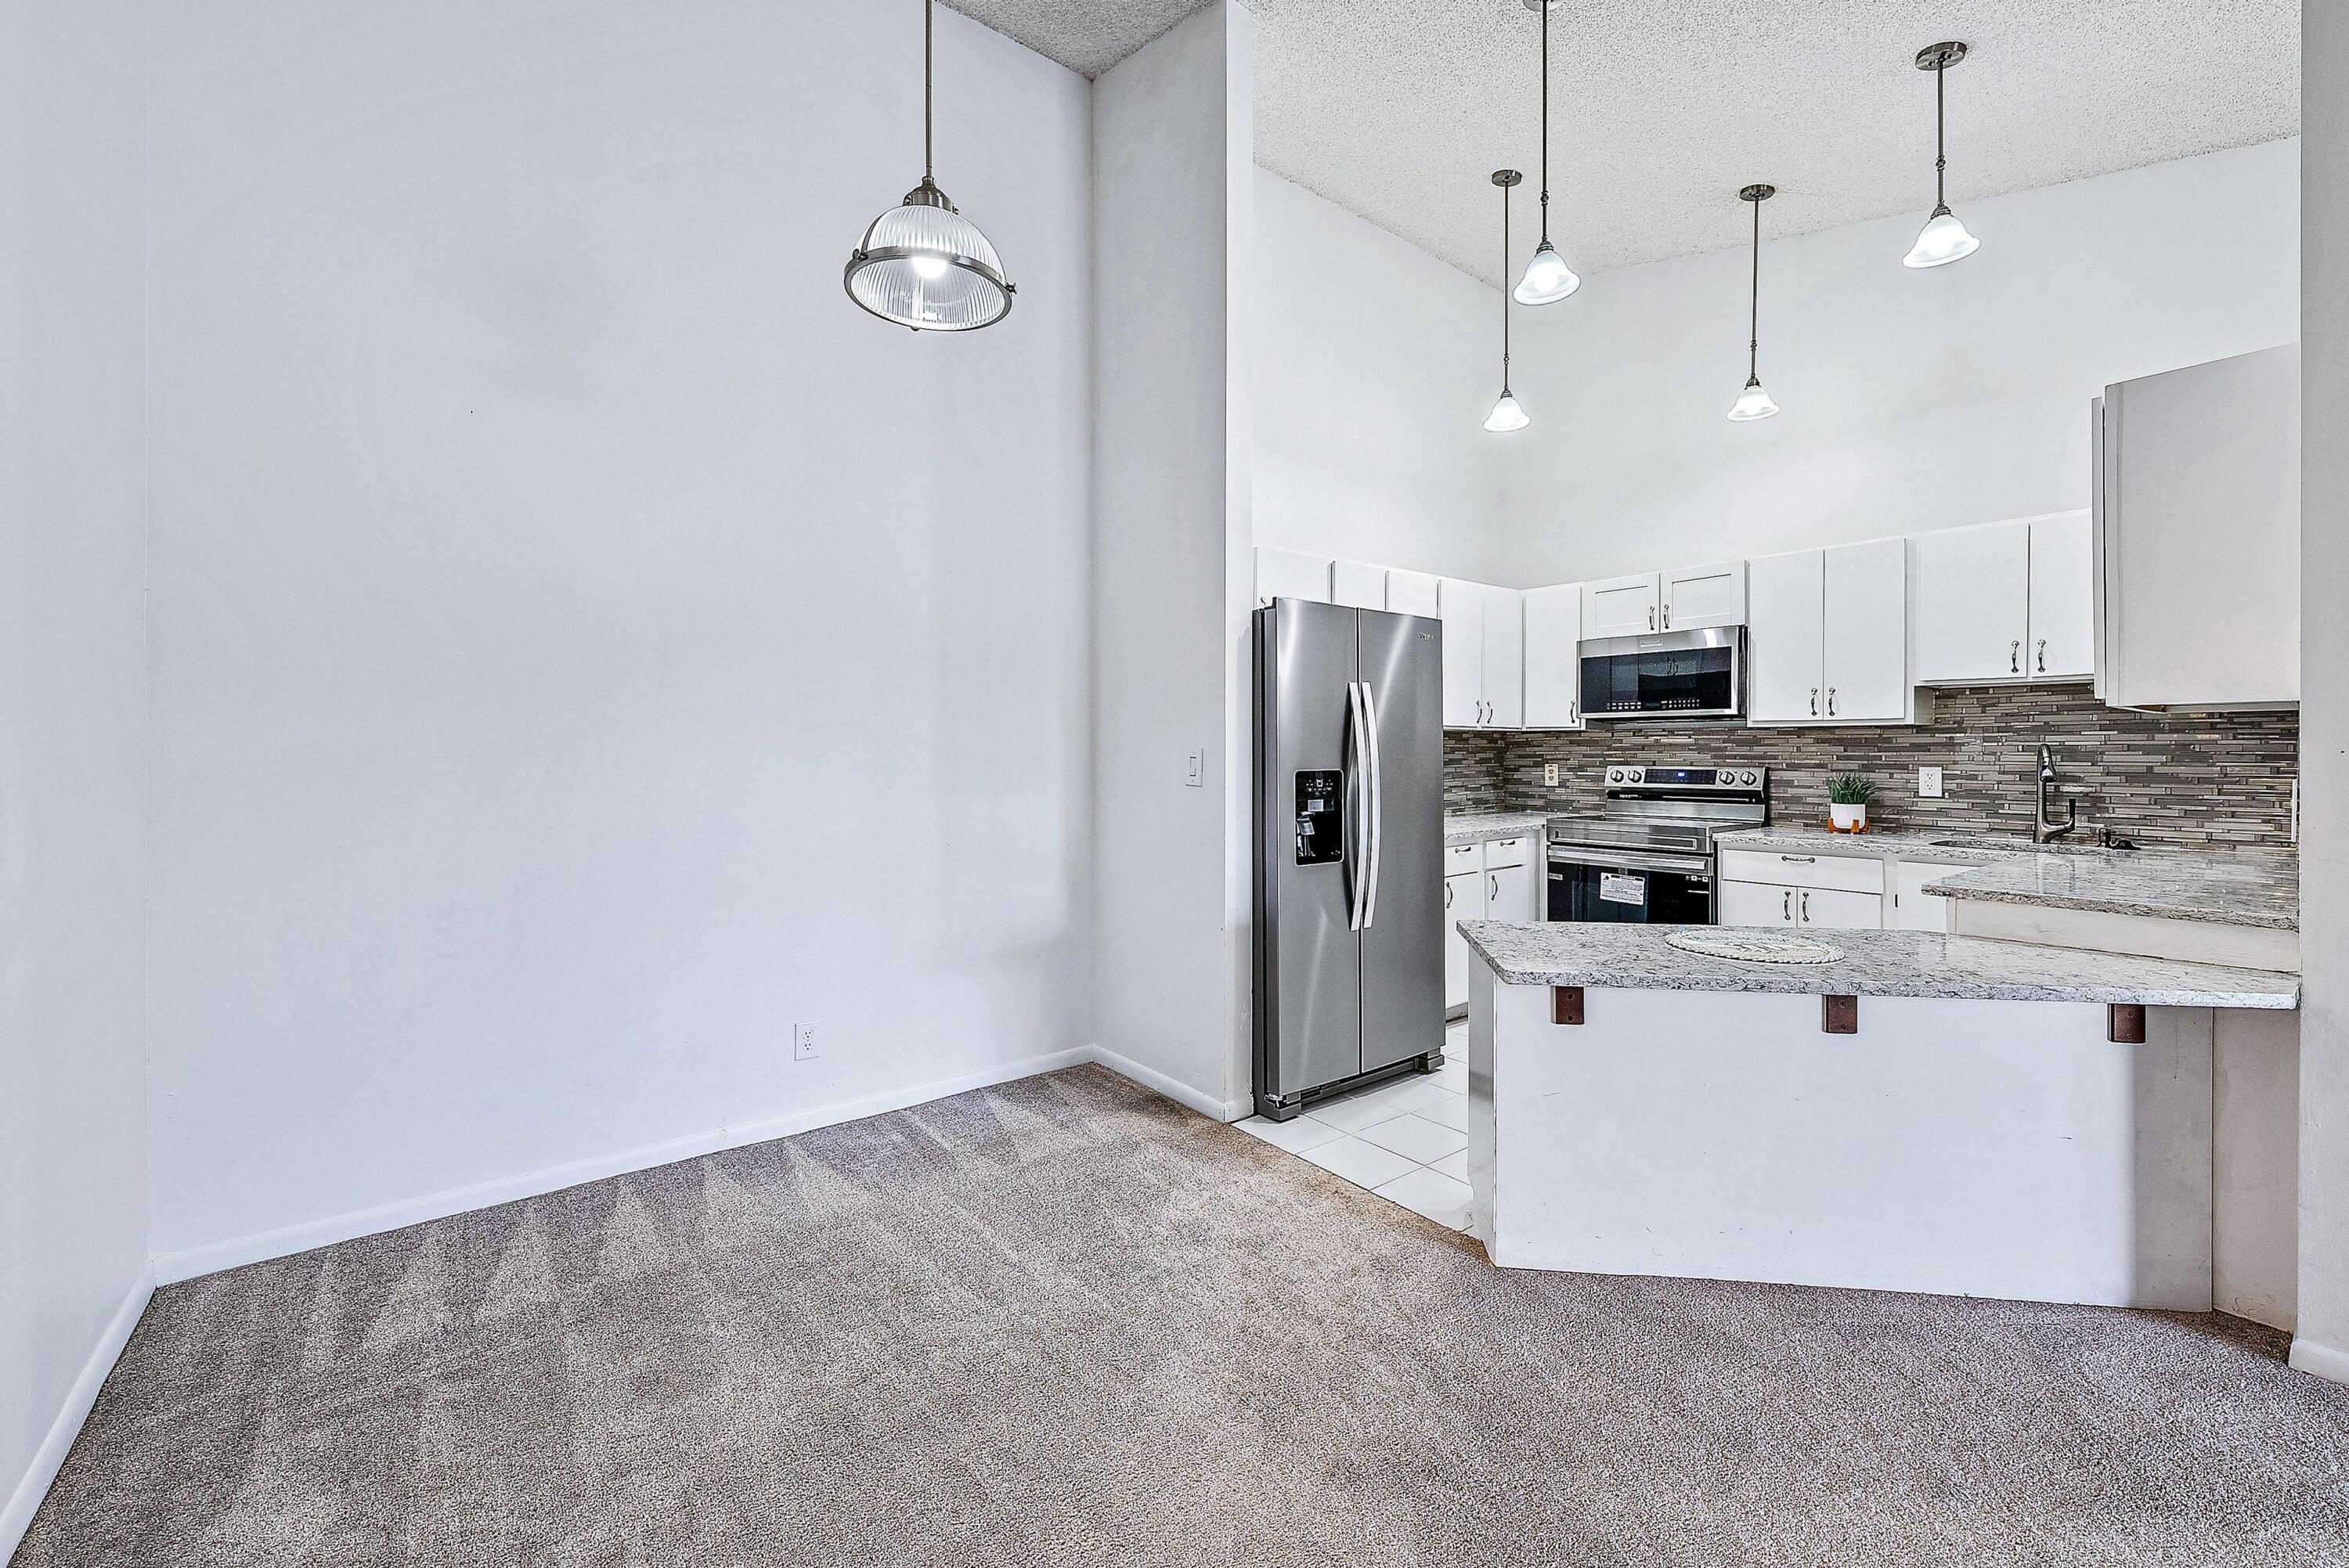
1827,774 -> 1878,833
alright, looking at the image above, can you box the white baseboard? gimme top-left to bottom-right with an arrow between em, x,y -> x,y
2289,1334 -> 2349,1385
152,1047 -> 1091,1285
1,1265 -> 154,1563
1087,1044 -> 1243,1123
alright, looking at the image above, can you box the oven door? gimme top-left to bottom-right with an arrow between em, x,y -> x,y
1546,849 -> 1714,925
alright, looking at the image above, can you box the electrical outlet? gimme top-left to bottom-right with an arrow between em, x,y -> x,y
1544,763 -> 1561,787
793,1022 -> 820,1061
1918,766 -> 1944,798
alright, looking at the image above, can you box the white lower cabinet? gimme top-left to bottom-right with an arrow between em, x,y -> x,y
1719,878 -> 1799,928
1444,871 -> 1485,1011
1889,860 -> 1973,932
1717,848 -> 1885,930
1445,836 -> 1537,1010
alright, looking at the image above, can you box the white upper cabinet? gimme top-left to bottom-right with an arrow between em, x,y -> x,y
1746,550 -> 1825,723
2026,513 -> 2095,679
1330,558 -> 1385,610
1384,568 -> 1442,618
1748,540 -> 1909,725
1583,573 -> 1662,639
1912,521 -> 2031,682
1481,584 -> 1525,728
1254,546 -> 1331,608
2095,344 -> 2299,710
1521,584 -> 1586,730
1662,561 -> 1748,632
1438,579 -> 1524,730
1823,539 -> 1910,721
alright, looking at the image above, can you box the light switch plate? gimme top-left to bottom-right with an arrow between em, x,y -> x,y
1918,766 -> 1944,798
1543,763 -> 1561,787
1185,750 -> 1205,788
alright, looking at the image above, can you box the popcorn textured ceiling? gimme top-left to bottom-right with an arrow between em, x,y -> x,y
947,0 -> 2298,284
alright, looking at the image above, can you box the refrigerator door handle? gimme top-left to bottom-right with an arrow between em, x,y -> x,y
1344,680 -> 1370,932
1360,680 -> 1384,928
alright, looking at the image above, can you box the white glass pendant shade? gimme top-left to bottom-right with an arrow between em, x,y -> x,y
1513,239 -> 1580,305
845,181 -> 1013,331
1727,377 -> 1778,422
1484,391 -> 1530,432
1901,207 -> 1979,269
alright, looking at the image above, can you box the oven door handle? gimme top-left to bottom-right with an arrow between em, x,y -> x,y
1546,849 -> 1715,879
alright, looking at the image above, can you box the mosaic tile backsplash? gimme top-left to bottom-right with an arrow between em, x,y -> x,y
1443,684 -> 2298,852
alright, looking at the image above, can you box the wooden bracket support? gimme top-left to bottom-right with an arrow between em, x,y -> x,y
1822,994 -> 1859,1034
2108,1004 -> 2147,1044
1551,986 -> 1584,1026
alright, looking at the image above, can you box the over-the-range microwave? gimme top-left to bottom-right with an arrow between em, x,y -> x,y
1578,626 -> 1745,719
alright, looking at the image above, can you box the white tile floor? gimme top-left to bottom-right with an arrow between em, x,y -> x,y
1234,1024 -> 1474,1231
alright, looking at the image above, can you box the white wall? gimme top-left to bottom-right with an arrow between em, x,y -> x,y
0,1 -> 153,1552
1252,168 -> 1508,583
142,0 -> 1093,1271
1501,139 -> 2300,585
1092,2 -> 1254,1118
2297,5 -> 2349,1386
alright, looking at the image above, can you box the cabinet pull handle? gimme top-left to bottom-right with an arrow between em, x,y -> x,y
1445,881 -> 1453,908
1810,688 -> 1819,716
1490,874 -> 1499,902
2037,638 -> 2047,673
1802,890 -> 1811,923
1649,605 -> 1658,630
1781,855 -> 1815,863
1663,604 -> 1672,629
1782,889 -> 1791,921
1827,687 -> 1837,716
2010,640 -> 2021,673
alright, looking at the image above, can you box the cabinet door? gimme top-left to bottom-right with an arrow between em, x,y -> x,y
1521,584 -> 1584,729
1746,550 -> 1824,723
1911,522 -> 2030,683
1718,879 -> 1796,928
1488,861 -> 1535,924
1794,885 -> 1883,930
1438,579 -> 1483,727
2027,512 -> 2095,679
1822,538 -> 1909,721
1254,546 -> 1332,608
1443,871 -> 1487,1010
1384,568 -> 1442,618
1662,561 -> 1748,631
1583,572 -> 1662,639
1330,559 -> 1385,610
1481,585 -> 1525,728
1889,862 -> 1968,932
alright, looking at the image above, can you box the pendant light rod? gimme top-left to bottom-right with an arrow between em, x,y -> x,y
924,0 -> 933,182
1496,170 -> 1520,385
1741,183 -> 1773,382
1915,41 -> 1967,214
1537,0 -> 1549,242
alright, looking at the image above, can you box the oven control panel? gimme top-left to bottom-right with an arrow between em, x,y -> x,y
1604,766 -> 1766,792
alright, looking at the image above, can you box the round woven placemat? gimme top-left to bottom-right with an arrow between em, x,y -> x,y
1665,930 -> 1845,966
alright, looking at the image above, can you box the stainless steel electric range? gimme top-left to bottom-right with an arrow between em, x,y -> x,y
1545,764 -> 1769,925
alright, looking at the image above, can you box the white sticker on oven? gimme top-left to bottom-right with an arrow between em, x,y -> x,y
1599,872 -> 1647,906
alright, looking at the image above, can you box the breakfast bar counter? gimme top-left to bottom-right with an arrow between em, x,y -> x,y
1456,920 -> 2298,1310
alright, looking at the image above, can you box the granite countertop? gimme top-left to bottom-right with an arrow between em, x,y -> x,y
1922,849 -> 2301,931
1713,826 -> 2021,867
1445,812 -> 1553,848
1457,921 -> 2300,1010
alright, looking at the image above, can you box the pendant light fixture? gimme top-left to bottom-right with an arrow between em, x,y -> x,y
843,0 -> 1014,330
1485,171 -> 1530,433
1513,0 -> 1579,305
1902,41 -> 1980,269
1727,184 -> 1779,422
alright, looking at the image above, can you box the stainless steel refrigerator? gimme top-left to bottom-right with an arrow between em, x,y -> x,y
1251,598 -> 1445,1121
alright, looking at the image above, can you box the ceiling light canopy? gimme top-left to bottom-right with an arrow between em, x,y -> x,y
1903,41 -> 1981,269
1514,0 -> 1581,305
844,0 -> 1014,331
1485,170 -> 1530,433
1728,183 -> 1779,423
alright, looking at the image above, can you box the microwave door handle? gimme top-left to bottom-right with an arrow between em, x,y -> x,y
1360,681 -> 1384,928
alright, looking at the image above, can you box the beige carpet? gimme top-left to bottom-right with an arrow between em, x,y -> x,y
16,1064 -> 2349,1566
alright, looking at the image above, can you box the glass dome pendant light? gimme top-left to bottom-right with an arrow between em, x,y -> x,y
1513,0 -> 1579,305
1727,184 -> 1780,422
1903,40 -> 1981,269
1484,170 -> 1531,432
843,0 -> 1014,330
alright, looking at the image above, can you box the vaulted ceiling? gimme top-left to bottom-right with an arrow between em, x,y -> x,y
947,0 -> 2300,285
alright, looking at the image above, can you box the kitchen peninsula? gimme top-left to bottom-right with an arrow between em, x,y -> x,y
1457,921 -> 2298,1310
